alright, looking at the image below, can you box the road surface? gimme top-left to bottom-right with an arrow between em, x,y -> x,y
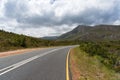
0,46 -> 73,80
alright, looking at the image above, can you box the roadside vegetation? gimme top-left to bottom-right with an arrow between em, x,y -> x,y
0,30 -> 49,52
70,47 -> 120,80
79,41 -> 120,72
0,30 -> 76,52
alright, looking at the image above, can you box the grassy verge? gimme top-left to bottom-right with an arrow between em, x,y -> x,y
70,47 -> 120,80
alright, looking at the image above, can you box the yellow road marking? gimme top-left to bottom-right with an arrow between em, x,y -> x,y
66,49 -> 71,80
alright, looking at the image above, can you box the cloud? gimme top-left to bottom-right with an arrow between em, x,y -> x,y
0,0 -> 120,37
4,0 -> 28,18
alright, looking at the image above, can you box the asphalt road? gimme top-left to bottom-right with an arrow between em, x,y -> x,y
0,46 -> 73,80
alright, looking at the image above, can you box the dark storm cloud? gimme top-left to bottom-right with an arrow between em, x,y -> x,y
16,6 -> 120,27
63,7 -> 120,25
17,13 -> 55,27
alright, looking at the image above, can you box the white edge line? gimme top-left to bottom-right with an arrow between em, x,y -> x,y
0,47 -> 67,76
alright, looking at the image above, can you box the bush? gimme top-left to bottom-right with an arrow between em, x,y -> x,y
79,41 -> 120,72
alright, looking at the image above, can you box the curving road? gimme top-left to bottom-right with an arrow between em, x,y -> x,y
0,46 -> 73,80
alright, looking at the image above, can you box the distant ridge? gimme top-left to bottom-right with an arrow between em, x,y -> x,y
41,36 -> 58,40
58,25 -> 120,41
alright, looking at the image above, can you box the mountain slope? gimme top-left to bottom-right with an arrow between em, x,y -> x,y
42,36 -> 58,40
58,25 -> 120,41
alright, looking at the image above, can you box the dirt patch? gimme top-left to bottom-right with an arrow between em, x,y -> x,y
0,48 -> 44,57
70,49 -> 81,80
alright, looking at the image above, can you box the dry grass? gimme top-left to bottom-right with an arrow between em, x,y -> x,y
70,49 -> 81,80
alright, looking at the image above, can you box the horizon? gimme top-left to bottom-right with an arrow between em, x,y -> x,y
1,24 -> 120,38
0,0 -> 120,37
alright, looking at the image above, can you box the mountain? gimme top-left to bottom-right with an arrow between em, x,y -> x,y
41,36 -> 58,40
58,25 -> 120,41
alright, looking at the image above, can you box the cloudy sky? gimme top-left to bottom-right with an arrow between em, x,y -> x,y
0,0 -> 120,37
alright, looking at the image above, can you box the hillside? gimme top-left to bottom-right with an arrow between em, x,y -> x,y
58,25 -> 120,41
42,36 -> 58,40
0,30 -> 77,52
0,30 -> 51,52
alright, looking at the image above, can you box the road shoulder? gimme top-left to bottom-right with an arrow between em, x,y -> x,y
70,48 -> 80,80
0,48 -> 45,57
70,47 -> 120,80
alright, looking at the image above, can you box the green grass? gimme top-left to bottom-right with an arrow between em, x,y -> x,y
71,47 -> 120,80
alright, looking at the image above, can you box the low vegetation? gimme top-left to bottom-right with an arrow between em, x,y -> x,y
0,30 -> 76,52
70,47 -> 120,80
79,41 -> 120,72
0,30 -> 50,52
